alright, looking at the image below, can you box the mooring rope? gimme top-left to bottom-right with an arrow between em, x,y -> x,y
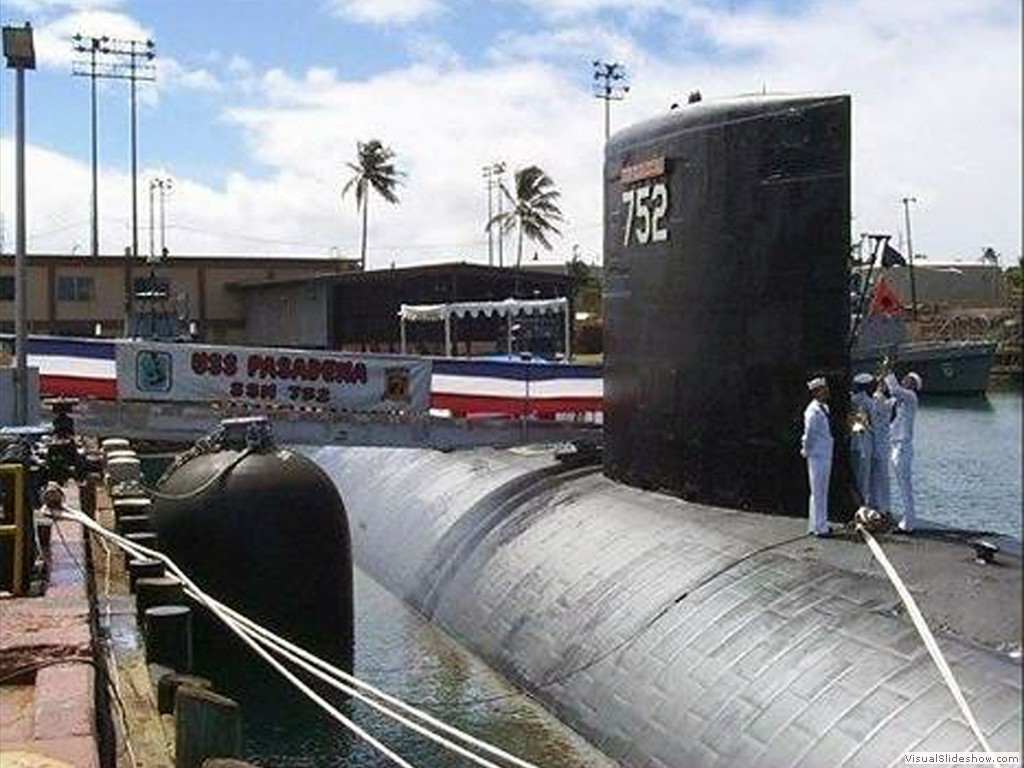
856,523 -> 998,767
54,504 -> 542,768
199,597 -> 539,768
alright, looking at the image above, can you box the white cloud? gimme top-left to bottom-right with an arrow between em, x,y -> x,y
158,58 -> 222,94
667,0 -> 1022,259
328,0 -> 443,26
32,9 -> 152,69
4,0 -> 122,13
497,0 -> 671,22
28,9 -> 222,103
488,26 -> 642,66
223,59 -> 604,265
1,0 -> 1019,267
406,34 -> 461,70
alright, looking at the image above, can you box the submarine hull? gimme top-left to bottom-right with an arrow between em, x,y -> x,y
305,444 -> 1022,768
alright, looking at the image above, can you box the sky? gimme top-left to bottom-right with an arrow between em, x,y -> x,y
0,0 -> 1020,268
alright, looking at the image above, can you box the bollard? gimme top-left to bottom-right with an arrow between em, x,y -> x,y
106,456 -> 141,485
105,449 -> 139,461
144,605 -> 193,673
79,477 -> 98,518
128,559 -> 165,592
116,514 -> 152,536
113,497 -> 152,522
157,672 -> 212,715
102,437 -> 131,452
135,576 -> 185,618
175,688 -> 242,768
123,531 -> 159,568
148,662 -> 173,689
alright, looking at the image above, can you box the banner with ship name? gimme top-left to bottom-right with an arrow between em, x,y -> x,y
115,340 -> 431,414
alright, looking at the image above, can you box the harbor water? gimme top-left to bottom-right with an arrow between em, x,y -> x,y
228,390 -> 1020,766
904,391 -> 1022,538
235,567 -> 618,767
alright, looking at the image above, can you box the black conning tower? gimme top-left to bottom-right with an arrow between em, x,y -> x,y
603,94 -> 851,516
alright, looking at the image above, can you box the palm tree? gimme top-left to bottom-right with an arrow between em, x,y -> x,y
343,140 -> 402,271
487,165 -> 564,274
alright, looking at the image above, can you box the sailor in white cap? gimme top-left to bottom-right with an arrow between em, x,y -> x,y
869,377 -> 894,515
801,376 -> 833,536
883,366 -> 923,532
849,373 -> 875,505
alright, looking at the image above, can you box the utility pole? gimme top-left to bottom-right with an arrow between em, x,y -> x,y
902,196 -> 918,320
72,34 -> 108,259
592,60 -> 629,141
76,36 -> 155,330
482,162 -> 505,267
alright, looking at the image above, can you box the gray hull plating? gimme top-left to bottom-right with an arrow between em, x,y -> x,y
306,446 -> 1022,768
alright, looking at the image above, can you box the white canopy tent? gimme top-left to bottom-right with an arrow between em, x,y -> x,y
398,297 -> 571,358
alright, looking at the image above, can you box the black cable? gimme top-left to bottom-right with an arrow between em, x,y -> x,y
0,656 -> 97,684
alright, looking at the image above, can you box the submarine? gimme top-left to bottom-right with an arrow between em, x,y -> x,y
303,94 -> 1021,767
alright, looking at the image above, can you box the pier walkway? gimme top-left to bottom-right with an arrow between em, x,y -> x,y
0,485 -> 99,768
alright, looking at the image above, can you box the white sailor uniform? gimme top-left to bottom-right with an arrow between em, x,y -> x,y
850,389 -> 874,505
801,398 -> 833,535
868,390 -> 893,513
885,372 -> 919,531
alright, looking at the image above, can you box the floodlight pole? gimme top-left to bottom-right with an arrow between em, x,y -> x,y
4,22 -> 35,425
902,196 -> 918,320
14,66 -> 27,423
73,35 -> 106,258
593,60 -> 629,141
483,165 -> 495,266
483,162 -> 506,267
86,36 -> 156,331
130,41 -> 140,264
494,162 -> 506,268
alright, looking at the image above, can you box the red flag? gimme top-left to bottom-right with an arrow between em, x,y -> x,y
869,277 -> 902,317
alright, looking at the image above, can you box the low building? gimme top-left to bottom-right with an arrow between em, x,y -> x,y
0,253 -> 356,342
233,262 -> 578,355
863,263 -> 1008,309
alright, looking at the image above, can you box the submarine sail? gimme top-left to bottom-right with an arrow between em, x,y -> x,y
602,94 -> 852,516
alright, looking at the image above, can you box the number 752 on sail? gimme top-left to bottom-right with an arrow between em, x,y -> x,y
621,182 -> 669,246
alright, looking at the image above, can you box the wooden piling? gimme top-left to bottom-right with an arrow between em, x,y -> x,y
116,514 -> 152,536
136,576 -> 185,617
79,475 -> 99,518
174,688 -> 242,768
113,496 -> 153,523
156,672 -> 212,715
123,531 -> 159,568
144,605 -> 193,673
128,558 -> 165,592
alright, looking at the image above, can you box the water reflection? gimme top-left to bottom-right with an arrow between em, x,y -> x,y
194,568 -> 616,767
920,393 -> 995,412
911,392 -> 1022,539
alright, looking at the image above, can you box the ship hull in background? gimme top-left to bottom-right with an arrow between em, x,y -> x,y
852,341 -> 997,395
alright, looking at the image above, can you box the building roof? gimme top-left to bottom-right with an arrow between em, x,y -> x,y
227,261 -> 577,292
0,252 -> 359,270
